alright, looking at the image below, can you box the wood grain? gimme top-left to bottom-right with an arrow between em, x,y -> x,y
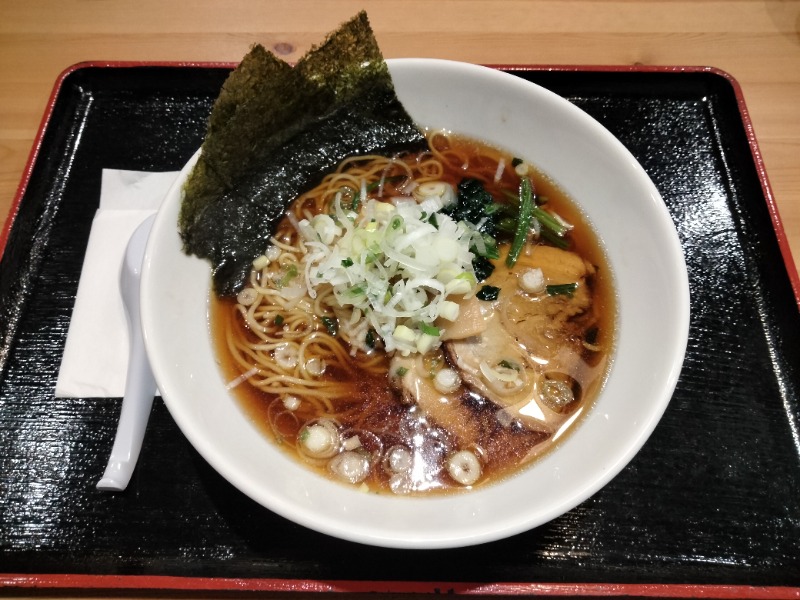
0,4 -> 798,597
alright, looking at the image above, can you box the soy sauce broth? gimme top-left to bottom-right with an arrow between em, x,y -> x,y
211,134 -> 616,495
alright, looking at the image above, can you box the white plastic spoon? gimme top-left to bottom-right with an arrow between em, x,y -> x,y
97,214 -> 157,492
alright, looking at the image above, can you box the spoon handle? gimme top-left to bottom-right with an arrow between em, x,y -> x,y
97,326 -> 157,491
97,215 -> 157,492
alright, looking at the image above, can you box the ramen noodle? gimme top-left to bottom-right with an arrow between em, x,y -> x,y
211,130 -> 615,494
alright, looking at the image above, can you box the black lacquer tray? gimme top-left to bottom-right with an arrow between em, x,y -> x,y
1,64 -> 799,598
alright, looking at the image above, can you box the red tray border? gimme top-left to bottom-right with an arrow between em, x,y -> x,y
1,61 -> 799,598
2,573 -> 800,598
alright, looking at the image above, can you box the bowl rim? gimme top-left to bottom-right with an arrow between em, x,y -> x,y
141,57 -> 690,549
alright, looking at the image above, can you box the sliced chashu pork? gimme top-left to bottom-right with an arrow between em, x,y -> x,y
440,244 -> 600,433
499,245 -> 595,358
389,354 -> 551,464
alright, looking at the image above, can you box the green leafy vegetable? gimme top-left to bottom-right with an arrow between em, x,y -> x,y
531,205 -> 569,238
321,316 -> 339,336
445,179 -> 498,236
494,216 -> 517,234
476,285 -> 501,301
475,233 -> 500,260
540,227 -> 571,249
499,187 -> 568,248
546,283 -> 579,297
506,177 -> 534,267
365,329 -> 377,349
472,255 -> 495,282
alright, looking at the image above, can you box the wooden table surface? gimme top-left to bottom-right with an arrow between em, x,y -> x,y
0,1 -> 799,597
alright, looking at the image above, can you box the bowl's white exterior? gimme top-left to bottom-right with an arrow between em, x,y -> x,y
141,59 -> 690,549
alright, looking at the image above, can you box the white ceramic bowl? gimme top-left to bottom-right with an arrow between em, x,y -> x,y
141,59 -> 690,549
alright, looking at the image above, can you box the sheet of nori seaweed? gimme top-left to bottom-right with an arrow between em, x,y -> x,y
179,11 -> 427,295
180,46 -> 292,222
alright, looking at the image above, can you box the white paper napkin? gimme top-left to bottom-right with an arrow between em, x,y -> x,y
55,169 -> 179,398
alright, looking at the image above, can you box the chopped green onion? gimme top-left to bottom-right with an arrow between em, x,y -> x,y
395,366 -> 409,377
312,192 -> 486,356
364,242 -> 381,264
419,323 -> 440,336
274,315 -> 284,326
278,264 -> 298,287
476,285 -> 501,301
546,282 -> 578,297
506,177 -> 534,267
349,284 -> 366,296
321,316 -> 338,336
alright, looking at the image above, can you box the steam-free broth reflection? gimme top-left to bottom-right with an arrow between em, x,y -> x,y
211,132 -> 615,495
